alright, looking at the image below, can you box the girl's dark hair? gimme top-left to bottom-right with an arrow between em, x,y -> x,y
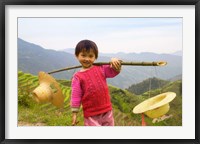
75,40 -> 98,58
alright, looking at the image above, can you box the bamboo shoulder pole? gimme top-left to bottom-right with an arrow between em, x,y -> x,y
48,61 -> 167,74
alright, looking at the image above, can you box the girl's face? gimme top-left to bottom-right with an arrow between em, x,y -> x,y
76,50 -> 96,69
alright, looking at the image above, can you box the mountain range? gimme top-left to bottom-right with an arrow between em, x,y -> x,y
18,38 -> 182,89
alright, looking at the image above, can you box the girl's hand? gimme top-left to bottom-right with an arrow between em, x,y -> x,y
72,112 -> 79,126
110,58 -> 122,72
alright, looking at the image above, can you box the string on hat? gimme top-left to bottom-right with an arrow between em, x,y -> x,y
153,66 -> 162,94
142,66 -> 160,126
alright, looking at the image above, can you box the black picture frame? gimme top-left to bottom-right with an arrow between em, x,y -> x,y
1,0 -> 199,144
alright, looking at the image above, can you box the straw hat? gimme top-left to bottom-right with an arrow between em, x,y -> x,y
32,71 -> 64,108
133,92 -> 176,118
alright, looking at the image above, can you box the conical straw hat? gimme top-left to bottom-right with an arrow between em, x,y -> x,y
133,92 -> 176,118
32,71 -> 64,108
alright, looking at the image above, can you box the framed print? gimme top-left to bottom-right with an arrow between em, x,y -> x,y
1,0 -> 200,143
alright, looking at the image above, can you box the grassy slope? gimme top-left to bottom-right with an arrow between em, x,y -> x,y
18,71 -> 182,126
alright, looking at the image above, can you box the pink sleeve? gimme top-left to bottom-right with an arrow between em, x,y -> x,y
101,65 -> 120,78
70,75 -> 82,108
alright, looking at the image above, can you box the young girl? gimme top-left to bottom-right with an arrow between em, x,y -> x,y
70,40 -> 121,126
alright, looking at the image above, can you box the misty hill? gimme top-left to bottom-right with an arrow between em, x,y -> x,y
18,38 -> 79,80
126,77 -> 169,95
171,50 -> 182,56
61,48 -> 75,54
169,74 -> 182,81
18,38 -> 182,89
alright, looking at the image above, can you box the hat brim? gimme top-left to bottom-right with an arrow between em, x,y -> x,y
38,71 -> 64,108
133,92 -> 176,114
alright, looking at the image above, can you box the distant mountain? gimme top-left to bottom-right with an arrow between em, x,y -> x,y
18,38 -> 182,89
168,74 -> 182,81
171,50 -> 182,56
18,38 -> 79,80
99,51 -> 182,88
61,48 -> 75,54
126,77 -> 169,95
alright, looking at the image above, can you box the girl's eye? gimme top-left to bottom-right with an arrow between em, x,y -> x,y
89,55 -> 94,58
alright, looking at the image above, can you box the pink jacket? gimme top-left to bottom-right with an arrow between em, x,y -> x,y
70,65 -> 119,117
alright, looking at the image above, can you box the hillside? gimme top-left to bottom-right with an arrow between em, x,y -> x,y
18,71 -> 182,126
18,38 -> 182,89
18,38 -> 79,80
126,77 -> 170,95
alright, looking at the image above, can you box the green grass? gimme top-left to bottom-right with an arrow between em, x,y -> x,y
18,104 -> 77,126
18,71 -> 182,126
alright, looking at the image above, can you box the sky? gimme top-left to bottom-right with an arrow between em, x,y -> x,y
18,18 -> 182,54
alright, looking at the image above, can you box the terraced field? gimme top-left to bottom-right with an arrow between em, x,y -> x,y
18,71 -> 181,126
